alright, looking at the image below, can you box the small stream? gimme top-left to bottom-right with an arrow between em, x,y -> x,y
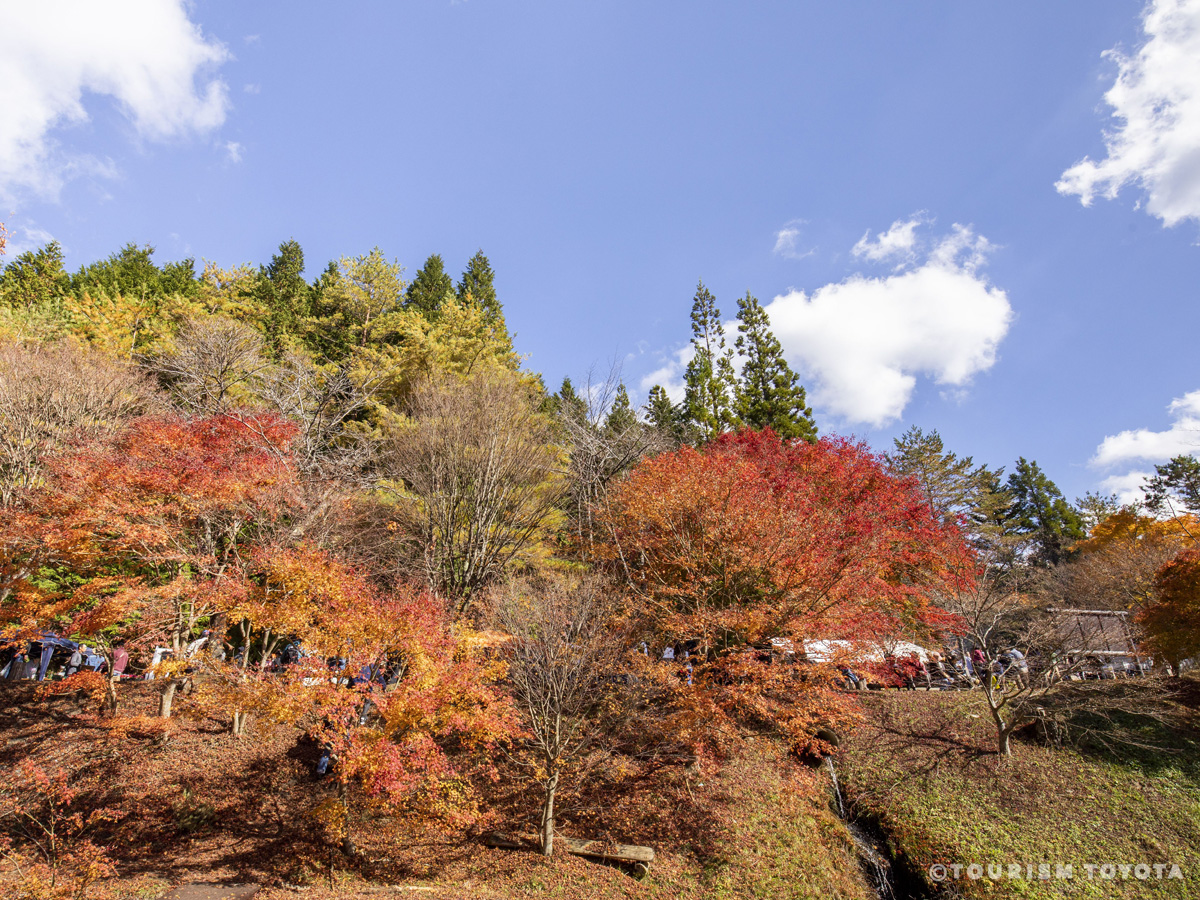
825,756 -> 926,900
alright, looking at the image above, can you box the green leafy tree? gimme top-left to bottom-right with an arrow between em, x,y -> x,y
0,241 -> 70,309
1005,457 -> 1086,565
683,281 -> 739,442
306,247 -> 406,359
71,242 -> 198,301
733,291 -> 815,442
1144,454 -> 1200,518
404,253 -> 455,319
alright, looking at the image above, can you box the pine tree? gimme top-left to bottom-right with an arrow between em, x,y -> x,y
405,254 -> 455,319
604,384 -> 638,434
0,241 -> 69,308
1005,457 -> 1086,566
733,291 -> 816,442
888,426 -> 997,526
457,250 -> 512,351
683,281 -> 739,442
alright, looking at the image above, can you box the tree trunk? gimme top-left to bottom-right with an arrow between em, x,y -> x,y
338,779 -> 356,857
105,675 -> 120,716
232,710 -> 250,736
159,679 -> 178,718
541,771 -> 559,857
997,725 -> 1012,757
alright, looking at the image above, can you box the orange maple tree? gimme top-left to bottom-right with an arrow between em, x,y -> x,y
204,545 -> 516,853
598,428 -> 973,752
1,413 -> 299,714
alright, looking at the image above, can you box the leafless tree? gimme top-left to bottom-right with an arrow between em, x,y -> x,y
557,365 -> 670,559
490,575 -> 626,856
382,369 -> 565,617
144,316 -> 270,414
0,341 -> 156,509
942,537 -> 1176,756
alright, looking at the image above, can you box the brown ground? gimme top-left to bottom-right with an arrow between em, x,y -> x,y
0,680 -> 872,900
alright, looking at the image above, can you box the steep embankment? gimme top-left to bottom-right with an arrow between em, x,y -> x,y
840,689 -> 1200,899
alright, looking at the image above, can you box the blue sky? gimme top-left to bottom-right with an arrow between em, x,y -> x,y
3,0 -> 1200,504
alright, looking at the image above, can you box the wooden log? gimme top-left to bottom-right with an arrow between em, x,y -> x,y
485,832 -> 654,865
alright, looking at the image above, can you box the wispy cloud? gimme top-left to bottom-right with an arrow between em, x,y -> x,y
772,219 -> 815,260
850,213 -> 929,266
225,141 -> 243,163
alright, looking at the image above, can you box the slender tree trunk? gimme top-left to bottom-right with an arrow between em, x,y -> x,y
541,770 -> 559,857
997,726 -> 1012,757
105,675 -> 119,716
338,779 -> 356,857
159,680 -> 178,718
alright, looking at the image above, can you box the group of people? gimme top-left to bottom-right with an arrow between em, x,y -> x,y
1,637 -> 133,682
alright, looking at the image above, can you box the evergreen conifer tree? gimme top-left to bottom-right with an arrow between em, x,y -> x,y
255,239 -> 311,351
405,253 -> 455,319
733,291 -> 815,442
554,377 -> 588,427
604,384 -> 638,434
1005,457 -> 1086,565
683,281 -> 739,442
0,241 -> 69,308
456,250 -> 512,350
888,426 -> 997,528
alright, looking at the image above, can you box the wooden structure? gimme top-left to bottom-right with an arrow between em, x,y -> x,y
486,832 -> 654,875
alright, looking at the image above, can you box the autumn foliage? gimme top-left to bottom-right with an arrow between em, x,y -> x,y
1142,547 -> 1200,673
601,429 -> 971,647
597,428 -> 973,754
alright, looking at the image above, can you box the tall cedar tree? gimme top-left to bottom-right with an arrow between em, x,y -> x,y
256,239 -> 311,352
683,281 -> 739,442
1005,457 -> 1085,565
405,254 -> 455,319
644,384 -> 688,443
733,291 -> 815,442
456,251 -> 513,351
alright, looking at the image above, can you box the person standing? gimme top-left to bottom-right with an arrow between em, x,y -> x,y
113,643 -> 129,678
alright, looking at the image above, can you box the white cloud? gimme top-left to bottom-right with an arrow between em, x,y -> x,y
764,223 -> 1012,427
1057,0 -> 1200,226
1099,470 -> 1154,505
1091,390 -> 1200,503
638,345 -> 693,405
1091,390 -> 1200,467
850,214 -> 927,265
773,219 -> 815,260
0,0 -> 230,201
225,141 -> 243,163
243,83 -> 262,95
